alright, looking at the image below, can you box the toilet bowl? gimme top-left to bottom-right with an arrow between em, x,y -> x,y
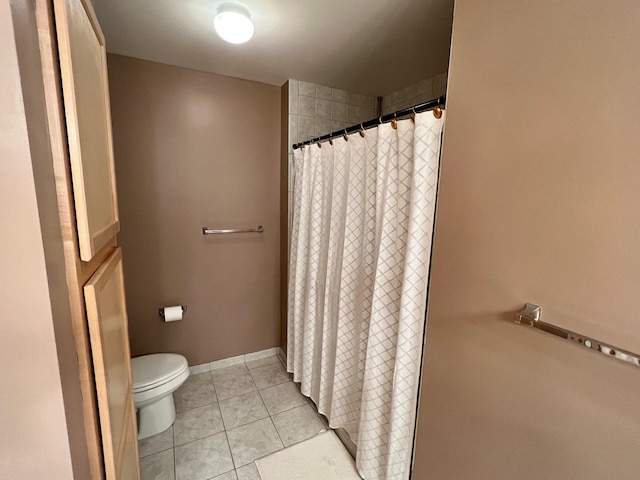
132,353 -> 190,440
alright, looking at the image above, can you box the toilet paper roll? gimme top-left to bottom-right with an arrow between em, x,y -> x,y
162,306 -> 183,322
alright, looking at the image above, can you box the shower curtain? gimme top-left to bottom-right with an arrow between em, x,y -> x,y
287,111 -> 444,480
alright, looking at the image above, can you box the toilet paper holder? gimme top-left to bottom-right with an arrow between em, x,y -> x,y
159,305 -> 187,318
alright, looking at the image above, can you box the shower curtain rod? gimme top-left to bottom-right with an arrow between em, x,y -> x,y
292,95 -> 446,150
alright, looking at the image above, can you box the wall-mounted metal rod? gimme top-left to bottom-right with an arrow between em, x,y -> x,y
202,225 -> 264,235
515,304 -> 640,368
292,95 -> 446,150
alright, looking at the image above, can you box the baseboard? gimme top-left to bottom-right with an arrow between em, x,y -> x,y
188,347 -> 280,375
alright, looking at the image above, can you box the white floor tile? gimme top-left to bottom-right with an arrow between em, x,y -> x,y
271,404 -> 325,447
226,418 -> 284,467
248,362 -> 291,390
235,463 -> 261,480
259,381 -> 307,415
175,433 -> 234,480
245,355 -> 280,370
213,369 -> 257,401
219,391 -> 269,429
213,470 -> 237,480
140,449 -> 174,480
138,426 -> 173,458
174,379 -> 216,413
174,403 -> 224,446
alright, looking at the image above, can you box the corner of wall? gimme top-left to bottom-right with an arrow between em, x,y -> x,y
280,81 -> 289,352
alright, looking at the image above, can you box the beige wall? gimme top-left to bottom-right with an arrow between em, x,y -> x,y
108,55 -> 281,366
0,0 -> 75,477
413,0 -> 640,478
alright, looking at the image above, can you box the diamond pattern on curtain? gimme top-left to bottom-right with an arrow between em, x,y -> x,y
287,112 -> 444,480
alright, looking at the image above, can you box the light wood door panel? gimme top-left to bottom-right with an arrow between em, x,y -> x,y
84,248 -> 139,480
54,0 -> 119,261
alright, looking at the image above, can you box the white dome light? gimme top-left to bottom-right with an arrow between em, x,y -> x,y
214,4 -> 254,44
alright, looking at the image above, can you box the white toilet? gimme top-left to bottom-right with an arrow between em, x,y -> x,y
132,353 -> 190,439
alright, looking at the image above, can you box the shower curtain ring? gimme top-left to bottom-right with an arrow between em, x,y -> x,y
343,129 -> 348,141
391,112 -> 398,130
410,106 -> 416,124
359,123 -> 365,137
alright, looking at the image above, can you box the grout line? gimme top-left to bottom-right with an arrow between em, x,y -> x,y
266,415 -> 286,450
138,444 -> 174,459
174,397 -> 218,416
173,424 -> 177,480
222,428 -> 237,470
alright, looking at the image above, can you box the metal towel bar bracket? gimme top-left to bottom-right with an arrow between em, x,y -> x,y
515,303 -> 640,369
202,225 -> 264,235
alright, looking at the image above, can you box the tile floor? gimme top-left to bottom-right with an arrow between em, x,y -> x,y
138,355 -> 328,480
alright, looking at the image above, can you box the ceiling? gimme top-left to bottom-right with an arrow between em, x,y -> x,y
93,0 -> 454,96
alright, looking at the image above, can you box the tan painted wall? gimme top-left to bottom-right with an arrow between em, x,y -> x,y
0,0 -> 75,477
108,54 -> 281,366
413,1 -> 640,478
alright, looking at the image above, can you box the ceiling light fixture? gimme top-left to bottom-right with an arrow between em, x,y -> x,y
214,3 -> 254,44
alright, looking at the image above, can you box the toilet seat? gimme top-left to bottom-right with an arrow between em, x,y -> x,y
132,353 -> 189,393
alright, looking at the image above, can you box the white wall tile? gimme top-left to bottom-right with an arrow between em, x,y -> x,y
316,98 -> 332,119
315,118 -> 331,137
331,101 -> 347,122
298,116 -> 315,141
209,355 -> 244,371
316,85 -> 332,100
346,104 -> 361,125
288,115 -> 298,153
433,86 -> 447,98
190,363 -> 210,375
244,348 -> 279,362
433,72 -> 448,89
390,90 -> 404,106
288,80 -> 299,114
361,107 -> 376,122
404,84 -> 418,100
332,88 -> 348,103
414,92 -> 434,104
299,81 -> 316,97
288,153 -> 294,192
416,78 -> 433,96
361,95 -> 377,110
299,95 -> 315,116
331,120 -> 346,132
348,93 -> 363,106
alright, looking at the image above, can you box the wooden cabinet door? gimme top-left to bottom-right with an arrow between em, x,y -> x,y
53,0 -> 119,261
84,248 -> 139,480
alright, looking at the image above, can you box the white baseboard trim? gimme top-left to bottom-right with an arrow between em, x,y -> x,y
189,347 -> 281,375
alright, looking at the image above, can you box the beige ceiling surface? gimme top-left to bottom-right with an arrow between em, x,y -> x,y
93,0 -> 453,95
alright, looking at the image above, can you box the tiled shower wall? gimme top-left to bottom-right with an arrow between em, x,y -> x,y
286,80 -> 378,254
285,72 -> 448,256
381,71 -> 448,115
288,79 -> 378,147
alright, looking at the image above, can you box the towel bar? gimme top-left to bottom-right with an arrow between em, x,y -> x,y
515,304 -> 640,369
202,225 -> 264,235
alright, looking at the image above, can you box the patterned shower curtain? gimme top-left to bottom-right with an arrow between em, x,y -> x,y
287,111 -> 444,480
